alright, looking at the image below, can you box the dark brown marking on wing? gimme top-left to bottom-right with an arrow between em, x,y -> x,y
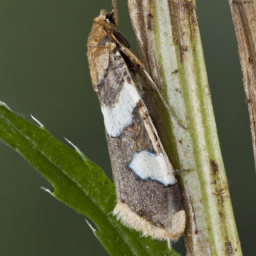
107,102 -> 183,228
96,51 -> 127,107
112,28 -> 131,49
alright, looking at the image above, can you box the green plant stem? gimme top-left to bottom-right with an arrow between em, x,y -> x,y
128,0 -> 242,255
228,0 -> 256,173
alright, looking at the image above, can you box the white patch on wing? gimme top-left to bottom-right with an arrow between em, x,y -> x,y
101,79 -> 140,137
128,151 -> 176,186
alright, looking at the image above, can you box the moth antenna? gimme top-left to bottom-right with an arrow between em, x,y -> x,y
141,67 -> 186,130
153,49 -> 163,90
112,0 -> 118,25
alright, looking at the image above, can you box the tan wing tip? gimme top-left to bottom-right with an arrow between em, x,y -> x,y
168,210 -> 186,240
113,202 -> 186,241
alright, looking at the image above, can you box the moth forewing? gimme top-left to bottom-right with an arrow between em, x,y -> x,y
87,10 -> 185,241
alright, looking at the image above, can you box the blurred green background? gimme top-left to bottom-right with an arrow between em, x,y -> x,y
0,1 -> 255,255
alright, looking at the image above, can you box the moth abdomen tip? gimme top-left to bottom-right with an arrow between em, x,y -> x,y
113,202 -> 185,241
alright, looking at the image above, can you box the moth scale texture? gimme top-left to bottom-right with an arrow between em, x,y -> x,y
87,10 -> 185,241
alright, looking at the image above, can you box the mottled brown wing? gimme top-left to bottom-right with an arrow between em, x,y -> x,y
87,11 -> 186,241
95,47 -> 185,240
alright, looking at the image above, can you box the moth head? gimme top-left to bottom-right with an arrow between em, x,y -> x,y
95,10 -> 116,26
94,9 -> 118,28
104,10 -> 117,26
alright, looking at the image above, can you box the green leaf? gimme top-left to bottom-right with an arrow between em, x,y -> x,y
0,101 -> 180,256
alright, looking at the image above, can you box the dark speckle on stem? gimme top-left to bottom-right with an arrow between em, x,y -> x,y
210,159 -> 219,173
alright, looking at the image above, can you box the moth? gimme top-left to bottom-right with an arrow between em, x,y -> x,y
87,8 -> 185,241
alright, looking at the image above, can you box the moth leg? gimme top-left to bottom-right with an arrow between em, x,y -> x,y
174,169 -> 192,175
167,239 -> 172,249
89,35 -> 110,48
